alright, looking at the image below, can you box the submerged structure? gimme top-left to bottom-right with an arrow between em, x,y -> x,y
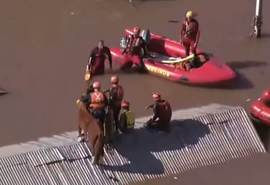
0,104 -> 266,185
0,88 -> 7,95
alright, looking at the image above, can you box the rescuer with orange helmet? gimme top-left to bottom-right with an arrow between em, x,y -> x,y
144,92 -> 172,132
119,100 -> 135,133
80,81 -> 109,124
180,11 -> 200,57
104,75 -> 124,132
123,27 -> 147,72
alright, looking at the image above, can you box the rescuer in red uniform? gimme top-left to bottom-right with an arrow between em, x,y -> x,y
180,11 -> 200,57
104,76 -> 124,133
88,40 -> 112,76
144,93 -> 172,132
122,27 -> 147,72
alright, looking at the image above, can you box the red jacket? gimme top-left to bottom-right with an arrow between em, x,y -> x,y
180,18 -> 200,42
109,85 -> 124,106
153,100 -> 172,122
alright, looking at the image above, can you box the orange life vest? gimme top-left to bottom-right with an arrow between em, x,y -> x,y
89,92 -> 105,108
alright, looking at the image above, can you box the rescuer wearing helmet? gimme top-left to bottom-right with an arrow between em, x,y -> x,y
144,93 -> 172,132
87,40 -> 112,77
104,75 -> 124,132
180,11 -> 200,57
119,101 -> 135,133
123,27 -> 148,72
80,81 -> 109,124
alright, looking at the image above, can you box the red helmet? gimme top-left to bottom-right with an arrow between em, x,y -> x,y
93,81 -> 101,89
110,75 -> 119,84
121,100 -> 130,108
133,27 -> 141,34
261,89 -> 270,99
152,92 -> 161,100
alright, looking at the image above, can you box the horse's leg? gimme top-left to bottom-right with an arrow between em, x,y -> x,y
93,131 -> 105,165
91,134 -> 99,164
84,131 -> 88,142
90,120 -> 105,165
88,127 -> 97,160
77,123 -> 84,142
78,125 -> 82,136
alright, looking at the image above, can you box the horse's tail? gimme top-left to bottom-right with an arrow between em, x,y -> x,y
93,127 -> 105,164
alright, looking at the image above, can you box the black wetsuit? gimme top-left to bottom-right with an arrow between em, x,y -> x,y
145,101 -> 171,132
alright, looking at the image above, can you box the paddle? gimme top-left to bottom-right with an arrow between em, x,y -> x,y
84,64 -> 91,81
161,54 -> 195,64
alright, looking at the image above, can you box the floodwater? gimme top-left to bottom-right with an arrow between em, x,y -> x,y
0,0 -> 270,184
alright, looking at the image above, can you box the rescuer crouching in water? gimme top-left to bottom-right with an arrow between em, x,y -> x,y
103,75 -> 124,133
144,93 -> 172,132
80,82 -> 109,127
119,101 -> 135,133
180,11 -> 200,71
122,27 -> 148,72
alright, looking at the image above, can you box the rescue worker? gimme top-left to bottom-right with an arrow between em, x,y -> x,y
119,101 -> 135,133
88,40 -> 112,76
122,27 -> 147,72
104,75 -> 124,132
144,93 -> 172,132
180,11 -> 200,57
80,81 -> 109,125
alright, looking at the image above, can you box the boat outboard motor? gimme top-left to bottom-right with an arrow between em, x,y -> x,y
120,36 -> 128,50
139,29 -> 151,57
139,29 -> 151,44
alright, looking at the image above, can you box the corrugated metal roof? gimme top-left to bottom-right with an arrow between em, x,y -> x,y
0,103 -> 238,157
0,106 -> 266,185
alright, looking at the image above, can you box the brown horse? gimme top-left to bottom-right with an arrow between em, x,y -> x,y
77,101 -> 105,165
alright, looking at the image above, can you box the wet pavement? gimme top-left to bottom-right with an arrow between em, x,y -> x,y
1,0 -> 270,184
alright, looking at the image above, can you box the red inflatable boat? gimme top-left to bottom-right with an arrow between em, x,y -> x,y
109,28 -> 236,85
249,88 -> 270,125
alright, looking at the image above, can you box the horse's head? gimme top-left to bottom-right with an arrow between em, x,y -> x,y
78,101 -> 88,112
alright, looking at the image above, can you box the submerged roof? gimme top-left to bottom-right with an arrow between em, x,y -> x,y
0,88 -> 7,94
0,104 -> 266,185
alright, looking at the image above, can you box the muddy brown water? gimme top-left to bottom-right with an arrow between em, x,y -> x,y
1,0 -> 270,184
